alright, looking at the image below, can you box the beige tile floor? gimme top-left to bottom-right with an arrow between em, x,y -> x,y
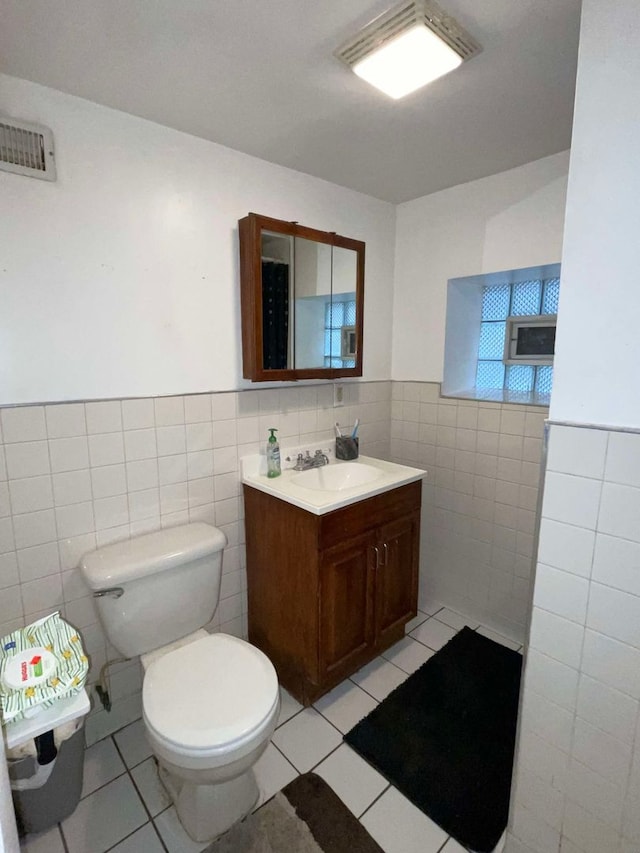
19,607 -> 519,853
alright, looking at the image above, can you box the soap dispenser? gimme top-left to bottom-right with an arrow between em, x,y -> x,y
266,428 -> 281,478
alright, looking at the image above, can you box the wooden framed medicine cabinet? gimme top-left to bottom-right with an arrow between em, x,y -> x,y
238,213 -> 365,382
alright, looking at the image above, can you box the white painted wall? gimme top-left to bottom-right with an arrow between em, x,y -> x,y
0,74 -> 395,406
550,0 -> 640,429
442,278 -> 484,395
392,151 -> 570,382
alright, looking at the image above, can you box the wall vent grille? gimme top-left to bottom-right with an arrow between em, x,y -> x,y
0,116 -> 56,182
335,0 -> 481,69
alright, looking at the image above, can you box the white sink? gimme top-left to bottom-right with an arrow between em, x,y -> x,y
290,462 -> 383,492
241,453 -> 426,515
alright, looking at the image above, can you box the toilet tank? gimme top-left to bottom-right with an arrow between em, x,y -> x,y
79,523 -> 227,658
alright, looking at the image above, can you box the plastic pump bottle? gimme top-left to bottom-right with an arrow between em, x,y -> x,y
266,428 -> 281,478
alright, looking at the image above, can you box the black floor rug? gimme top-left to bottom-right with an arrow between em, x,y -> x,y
344,627 -> 522,853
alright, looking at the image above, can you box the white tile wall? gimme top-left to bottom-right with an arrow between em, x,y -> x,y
528,607 -> 584,670
0,382 -> 391,734
508,422 -> 640,853
540,472 -> 601,530
391,381 -> 547,641
536,519 -> 594,578
546,426 -> 608,480
532,565 -> 589,625
598,482 -> 640,542
580,629 -> 640,699
19,385 -> 630,852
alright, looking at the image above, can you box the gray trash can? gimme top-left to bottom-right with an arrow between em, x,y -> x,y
4,690 -> 90,835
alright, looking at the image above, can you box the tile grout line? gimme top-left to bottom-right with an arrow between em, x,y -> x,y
269,739 -> 301,776
112,737 -> 164,846
279,701 -> 354,770
274,705 -> 304,731
110,734 -> 170,853
307,741 -> 343,775
345,677 -> 381,704
274,691 -> 391,823
63,734 -> 165,853
65,608 -> 511,852
88,714 -> 147,747
78,767 -> 129,802
100,817 -> 158,853
554,431 -> 609,848
347,633 -> 444,701
356,781 -> 392,821
127,777 -> 170,853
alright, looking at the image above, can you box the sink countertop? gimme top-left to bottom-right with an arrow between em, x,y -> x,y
241,453 -> 426,515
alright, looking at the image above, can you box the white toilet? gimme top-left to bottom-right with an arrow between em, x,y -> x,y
79,523 -> 280,842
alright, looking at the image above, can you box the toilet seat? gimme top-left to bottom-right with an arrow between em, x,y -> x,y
142,633 -> 279,760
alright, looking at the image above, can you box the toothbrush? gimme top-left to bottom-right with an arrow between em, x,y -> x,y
351,418 -> 359,439
335,422 -> 343,437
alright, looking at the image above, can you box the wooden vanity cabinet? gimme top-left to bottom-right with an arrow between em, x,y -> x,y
243,480 -> 421,705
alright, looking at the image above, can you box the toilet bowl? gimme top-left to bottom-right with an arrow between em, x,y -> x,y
142,630 -> 280,841
78,523 -> 281,843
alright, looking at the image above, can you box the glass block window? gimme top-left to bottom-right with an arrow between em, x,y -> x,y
476,277 -> 558,396
505,364 -> 535,393
481,284 -> 510,321
535,365 -> 554,395
476,361 -> 505,390
478,322 -> 506,359
324,299 -> 356,368
542,278 -> 560,314
511,281 -> 542,316
328,301 -> 344,327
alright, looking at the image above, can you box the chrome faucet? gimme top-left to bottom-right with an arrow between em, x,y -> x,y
292,449 -> 330,471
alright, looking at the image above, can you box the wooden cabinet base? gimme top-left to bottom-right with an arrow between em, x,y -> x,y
262,621 -> 407,706
244,480 -> 421,706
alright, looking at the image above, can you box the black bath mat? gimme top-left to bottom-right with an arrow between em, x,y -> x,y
344,627 -> 522,853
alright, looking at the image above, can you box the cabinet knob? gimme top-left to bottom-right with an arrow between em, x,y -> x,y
373,546 -> 381,569
382,542 -> 389,566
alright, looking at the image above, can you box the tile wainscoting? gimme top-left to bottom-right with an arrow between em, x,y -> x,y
389,382 -> 547,642
0,382 -> 391,741
508,422 -> 640,853
0,379 -> 549,742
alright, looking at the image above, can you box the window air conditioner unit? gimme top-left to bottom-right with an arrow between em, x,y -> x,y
503,315 -> 556,365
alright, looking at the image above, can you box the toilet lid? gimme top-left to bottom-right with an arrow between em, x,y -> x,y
143,634 -> 279,751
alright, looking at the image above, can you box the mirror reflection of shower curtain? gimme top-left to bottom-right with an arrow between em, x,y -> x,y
262,260 -> 289,370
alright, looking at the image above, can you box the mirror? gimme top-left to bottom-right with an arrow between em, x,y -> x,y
238,214 -> 365,382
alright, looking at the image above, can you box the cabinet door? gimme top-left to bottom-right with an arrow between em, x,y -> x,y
319,533 -> 375,682
238,213 -> 365,382
375,512 -> 419,648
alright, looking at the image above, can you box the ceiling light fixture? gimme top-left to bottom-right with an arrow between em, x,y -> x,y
335,0 -> 482,100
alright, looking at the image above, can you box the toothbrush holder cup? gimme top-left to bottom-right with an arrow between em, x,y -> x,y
335,436 -> 359,460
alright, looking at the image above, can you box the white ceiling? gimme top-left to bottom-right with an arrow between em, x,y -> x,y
0,0 -> 581,203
